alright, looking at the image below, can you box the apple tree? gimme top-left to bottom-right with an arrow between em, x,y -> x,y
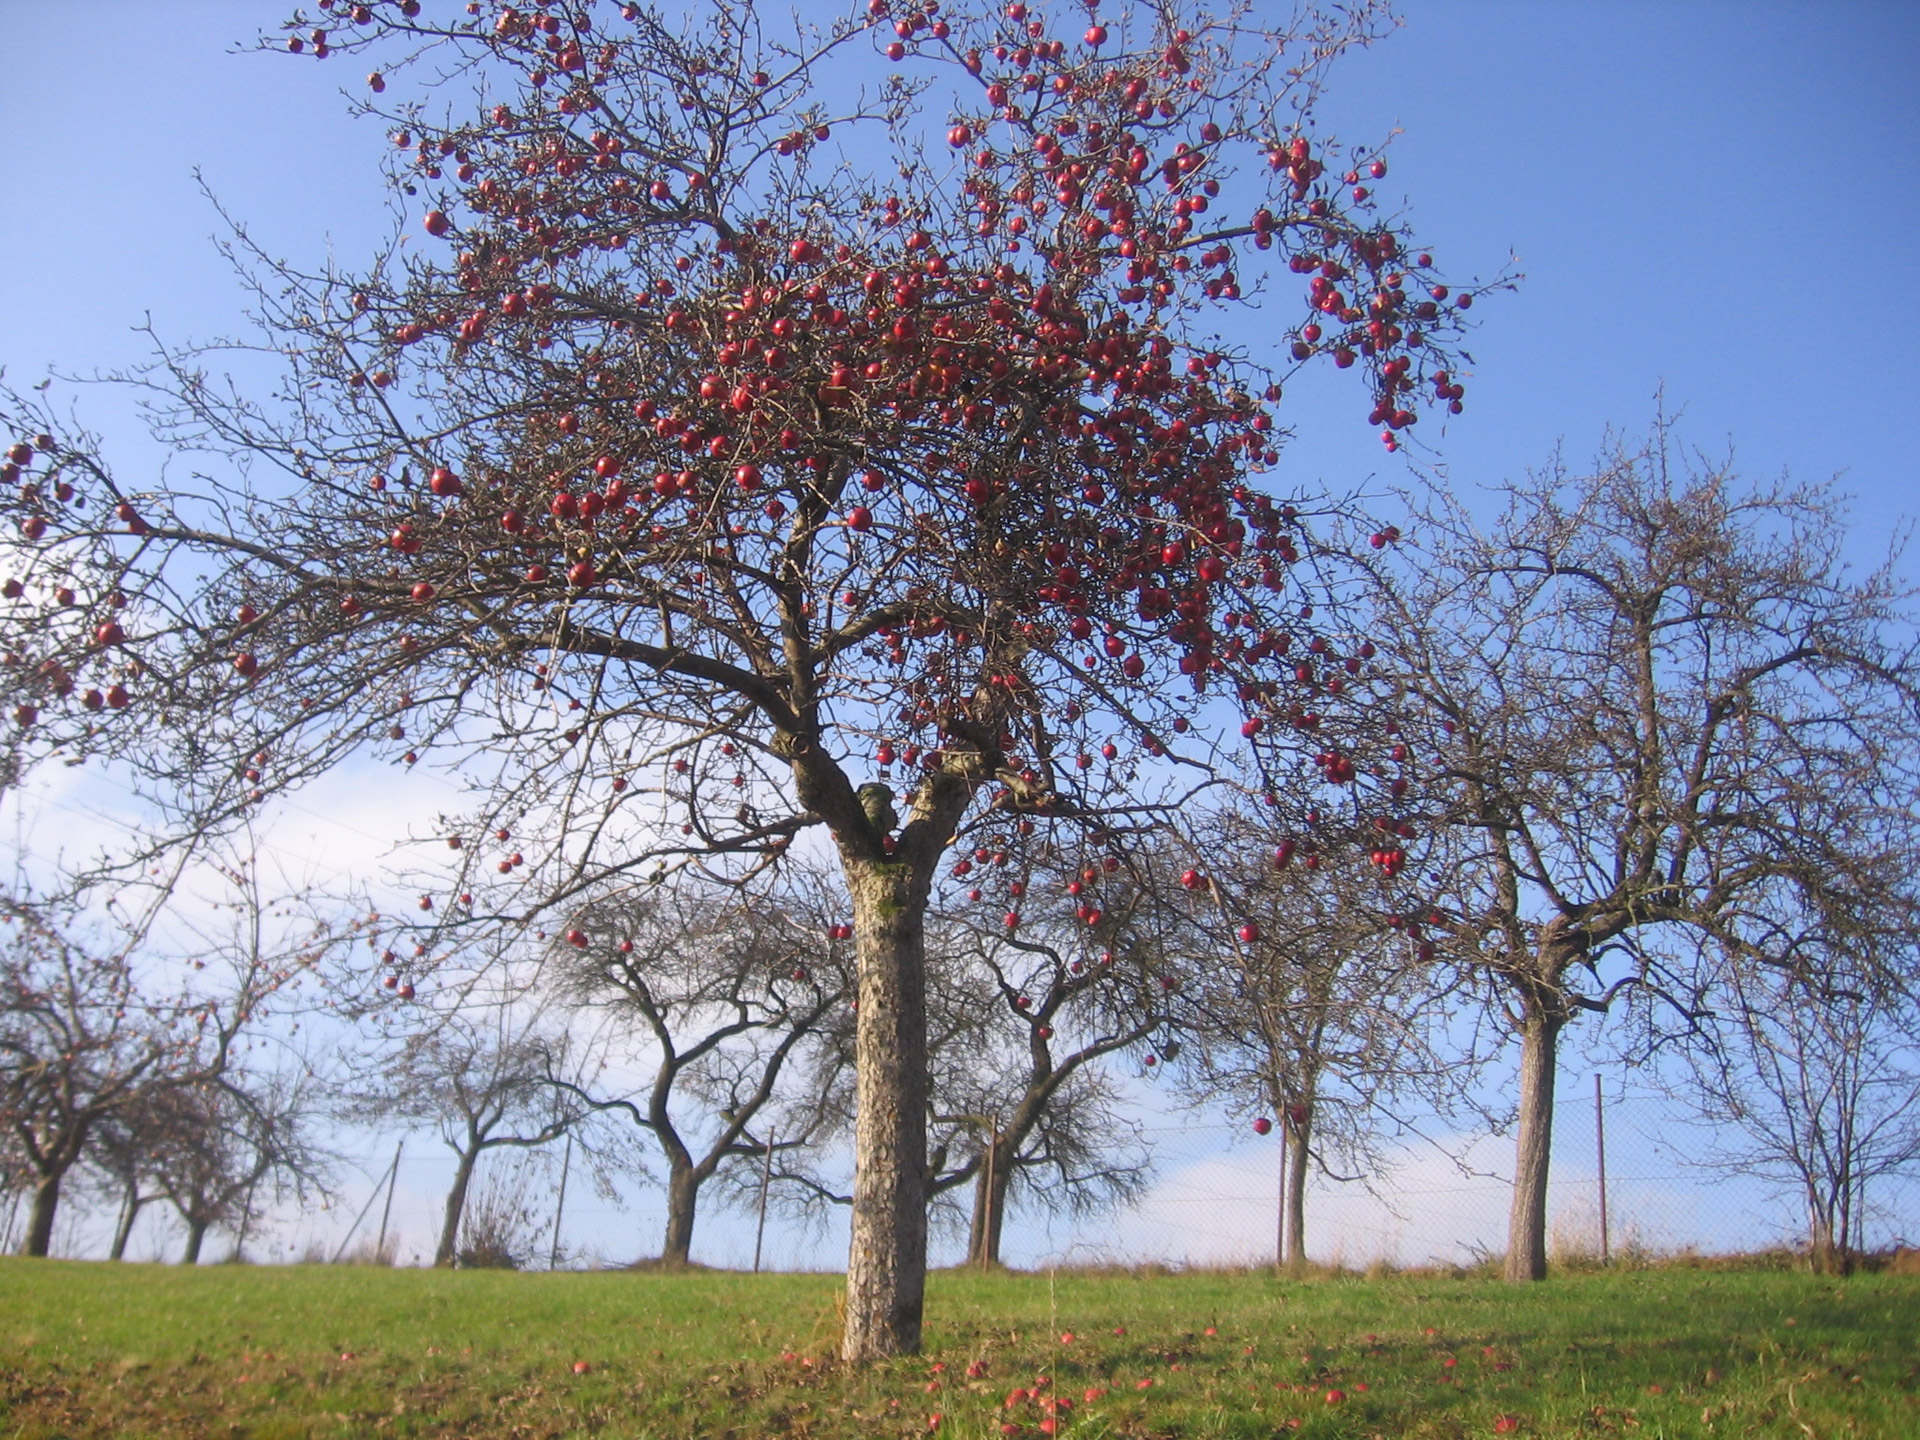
1168,801 -> 1465,1273
1364,431 -> 1920,1281
0,0 -> 1486,1351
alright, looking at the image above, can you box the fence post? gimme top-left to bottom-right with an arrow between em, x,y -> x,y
374,1139 -> 404,1263
548,1134 -> 573,1271
1594,1074 -> 1609,1266
753,1130 -> 776,1274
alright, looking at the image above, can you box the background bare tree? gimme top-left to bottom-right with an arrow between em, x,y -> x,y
0,854 -> 337,1257
147,1068 -> 332,1264
1677,919 -> 1920,1273
345,997 -> 589,1268
926,864 -> 1176,1268
552,872 -> 852,1266
87,1094 -> 169,1262
1369,426 -> 1920,1280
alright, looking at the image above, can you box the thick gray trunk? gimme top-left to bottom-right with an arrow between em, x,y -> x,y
23,1173 -> 61,1258
182,1217 -> 210,1265
840,860 -> 929,1361
662,1166 -> 699,1264
1505,1007 -> 1563,1281
436,1148 -> 479,1267
1283,1114 -> 1311,1275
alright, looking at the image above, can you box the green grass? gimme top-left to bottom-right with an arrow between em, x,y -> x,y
1,1259 -> 1914,1438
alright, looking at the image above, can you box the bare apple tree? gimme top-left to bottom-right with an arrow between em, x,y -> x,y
0,0 -> 1491,1350
343,996 -> 593,1267
1366,427 -> 1920,1280
148,1069 -> 333,1264
1676,918 -> 1920,1273
548,870 -> 853,1265
0,857 -> 339,1257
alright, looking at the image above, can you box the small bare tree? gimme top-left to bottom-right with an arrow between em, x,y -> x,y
929,868 -> 1174,1267
1680,925 -> 1920,1273
88,1095 -> 168,1261
345,996 -> 588,1268
1367,427 -> 1920,1280
551,873 -> 852,1266
146,1070 -> 331,1264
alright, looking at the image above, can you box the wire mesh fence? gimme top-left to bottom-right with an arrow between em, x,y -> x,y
19,1071 -> 1910,1270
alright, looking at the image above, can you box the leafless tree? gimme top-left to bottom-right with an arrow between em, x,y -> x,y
342,996 -> 589,1268
1677,920 -> 1920,1273
753,857 -> 1171,1266
0,855 -> 338,1256
148,1068 -> 332,1264
1365,426 -> 1920,1280
549,870 -> 852,1265
927,860 -> 1175,1267
87,1088 -> 180,1261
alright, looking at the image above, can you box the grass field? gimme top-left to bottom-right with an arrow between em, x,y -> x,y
1,1258 -> 1914,1438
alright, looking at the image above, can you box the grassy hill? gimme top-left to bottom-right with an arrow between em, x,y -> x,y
1,1258 -> 1913,1437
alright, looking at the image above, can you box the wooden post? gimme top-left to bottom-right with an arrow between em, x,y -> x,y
1594,1074 -> 1609,1266
753,1130 -> 776,1274
374,1140 -> 404,1264
332,1142 -> 402,1264
548,1134 -> 573,1271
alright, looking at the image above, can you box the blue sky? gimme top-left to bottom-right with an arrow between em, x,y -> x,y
3,2 -> 1917,1265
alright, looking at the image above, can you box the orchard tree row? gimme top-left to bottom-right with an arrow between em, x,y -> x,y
4,0 -> 1919,1344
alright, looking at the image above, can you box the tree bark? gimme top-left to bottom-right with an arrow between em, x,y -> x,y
841,859 -> 930,1361
1807,1184 -> 1846,1275
23,1172 -> 62,1258
1505,1000 -> 1565,1281
966,1135 -> 1012,1267
183,1217 -> 210,1265
662,1164 -> 700,1265
435,1147 -> 479,1267
109,1181 -> 146,1261
1283,1112 -> 1311,1276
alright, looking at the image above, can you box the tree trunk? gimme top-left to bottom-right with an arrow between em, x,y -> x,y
1807,1185 -> 1845,1275
1283,1113 -> 1311,1276
661,1164 -> 700,1265
841,860 -> 930,1361
435,1147 -> 480,1267
183,1217 -> 210,1265
1505,1002 -> 1565,1282
23,1172 -> 62,1258
966,1136 -> 1012,1267
109,1182 -> 146,1261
